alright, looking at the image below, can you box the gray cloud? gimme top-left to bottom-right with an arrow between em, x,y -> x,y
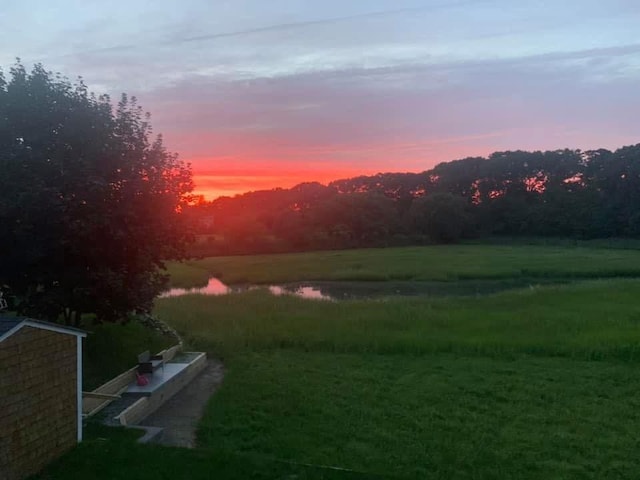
134,41 -> 640,174
2,0 -> 639,187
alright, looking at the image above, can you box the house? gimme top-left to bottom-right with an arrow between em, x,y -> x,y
0,317 -> 86,480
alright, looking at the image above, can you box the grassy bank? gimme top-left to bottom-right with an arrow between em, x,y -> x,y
168,244 -> 640,288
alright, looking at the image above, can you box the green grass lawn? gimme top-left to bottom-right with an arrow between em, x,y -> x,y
36,244 -> 640,479
199,351 -> 640,479
168,244 -> 640,288
37,424 -> 372,480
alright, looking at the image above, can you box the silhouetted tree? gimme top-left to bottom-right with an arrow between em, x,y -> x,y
0,62 -> 193,323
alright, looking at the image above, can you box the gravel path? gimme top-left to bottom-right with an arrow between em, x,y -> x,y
140,359 -> 225,447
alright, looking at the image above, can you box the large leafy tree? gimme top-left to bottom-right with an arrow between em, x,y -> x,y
0,62 -> 193,323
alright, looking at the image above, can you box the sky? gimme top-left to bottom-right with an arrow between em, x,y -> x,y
2,0 -> 640,199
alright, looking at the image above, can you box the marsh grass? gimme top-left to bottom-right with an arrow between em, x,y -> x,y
155,280 -> 640,362
165,261 -> 211,288
168,244 -> 640,288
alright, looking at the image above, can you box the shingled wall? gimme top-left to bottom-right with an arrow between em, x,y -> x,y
0,327 -> 77,480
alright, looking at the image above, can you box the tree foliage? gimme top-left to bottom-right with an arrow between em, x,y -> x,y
186,144 -> 640,256
408,193 -> 470,243
0,62 -> 193,323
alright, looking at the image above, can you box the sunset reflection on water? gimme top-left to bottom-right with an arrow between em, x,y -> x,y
161,277 -> 332,300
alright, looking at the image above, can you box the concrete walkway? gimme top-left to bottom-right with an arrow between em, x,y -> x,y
141,359 -> 225,448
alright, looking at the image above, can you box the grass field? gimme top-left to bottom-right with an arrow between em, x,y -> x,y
36,245 -> 640,479
168,244 -> 640,288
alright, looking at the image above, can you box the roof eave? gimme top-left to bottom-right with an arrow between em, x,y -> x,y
0,319 -> 87,343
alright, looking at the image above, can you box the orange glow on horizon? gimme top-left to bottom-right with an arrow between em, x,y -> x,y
191,166 -> 383,201
172,128 -> 515,202
184,138 -> 513,201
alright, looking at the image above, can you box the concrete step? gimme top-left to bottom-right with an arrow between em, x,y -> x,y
134,426 -> 165,444
113,352 -> 207,426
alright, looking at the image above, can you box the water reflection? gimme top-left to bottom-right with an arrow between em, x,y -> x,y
161,276 -> 570,301
269,285 -> 330,300
161,278 -> 333,300
162,277 -> 230,297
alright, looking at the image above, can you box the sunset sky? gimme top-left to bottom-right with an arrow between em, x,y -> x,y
2,0 -> 640,199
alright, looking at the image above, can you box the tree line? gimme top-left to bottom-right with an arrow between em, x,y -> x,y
187,146 -> 640,256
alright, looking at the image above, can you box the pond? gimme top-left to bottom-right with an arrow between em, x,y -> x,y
161,276 -> 571,301
161,278 -> 334,300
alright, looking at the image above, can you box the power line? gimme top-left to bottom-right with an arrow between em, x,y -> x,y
179,1 -> 483,44
34,0 -> 489,62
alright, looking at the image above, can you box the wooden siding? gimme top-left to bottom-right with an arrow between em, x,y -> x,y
0,327 -> 77,480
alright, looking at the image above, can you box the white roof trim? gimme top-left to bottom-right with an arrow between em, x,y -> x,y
0,323 -> 24,343
0,320 -> 87,343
